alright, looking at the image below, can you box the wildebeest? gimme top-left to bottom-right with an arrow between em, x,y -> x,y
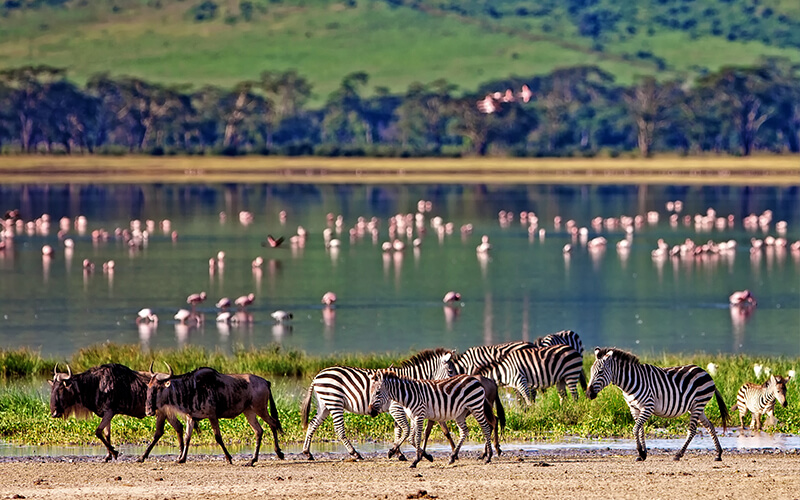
145,364 -> 284,465
48,363 -> 186,462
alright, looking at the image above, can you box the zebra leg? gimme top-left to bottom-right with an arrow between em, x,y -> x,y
418,420 -> 440,462
302,405 -> 330,460
387,404 -> 409,461
699,413 -> 723,461
474,403 -> 494,464
410,417 -> 425,468
449,416 -> 469,465
631,410 -> 651,461
674,410 -> 701,461
330,408 -> 364,460
738,407 -> 746,430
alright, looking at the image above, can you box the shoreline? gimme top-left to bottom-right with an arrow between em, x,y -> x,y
0,154 -> 798,185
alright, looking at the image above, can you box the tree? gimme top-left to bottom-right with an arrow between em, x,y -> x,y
259,70 -> 312,146
624,76 -> 682,157
0,65 -> 66,152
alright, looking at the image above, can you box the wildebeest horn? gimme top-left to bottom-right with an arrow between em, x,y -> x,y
65,364 -> 72,379
148,361 -> 154,376
164,361 -> 173,377
53,363 -> 59,378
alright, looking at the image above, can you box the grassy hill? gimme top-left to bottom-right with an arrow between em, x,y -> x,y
0,0 -> 798,105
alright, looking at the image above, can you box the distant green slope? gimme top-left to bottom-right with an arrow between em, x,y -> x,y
0,0 -> 798,104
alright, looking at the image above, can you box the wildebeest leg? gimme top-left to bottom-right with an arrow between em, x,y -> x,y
254,401 -> 284,460
178,417 -> 195,463
302,406 -> 330,460
138,412 -> 169,462
243,411 -> 263,467
208,417 -> 233,464
94,412 -> 118,462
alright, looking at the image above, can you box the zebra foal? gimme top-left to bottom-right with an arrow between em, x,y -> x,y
587,347 -> 729,461
732,374 -> 791,430
368,371 -> 495,468
299,348 -> 455,461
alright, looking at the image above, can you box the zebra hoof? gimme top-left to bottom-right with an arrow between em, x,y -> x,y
397,454 -> 408,462
635,456 -> 646,462
715,456 -> 722,462
423,452 -> 433,462
302,452 -> 315,461
276,450 -> 285,460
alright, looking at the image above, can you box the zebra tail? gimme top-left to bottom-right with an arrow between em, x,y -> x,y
300,383 -> 315,431
267,384 -> 284,434
714,388 -> 730,433
494,391 -> 506,432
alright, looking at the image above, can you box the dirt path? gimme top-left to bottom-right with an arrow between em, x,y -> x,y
1,449 -> 799,499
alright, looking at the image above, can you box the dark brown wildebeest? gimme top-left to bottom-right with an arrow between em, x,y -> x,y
145,364 -> 284,465
48,363 -> 186,462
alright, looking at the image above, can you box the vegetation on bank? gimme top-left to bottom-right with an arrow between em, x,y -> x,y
1,344 -> 798,447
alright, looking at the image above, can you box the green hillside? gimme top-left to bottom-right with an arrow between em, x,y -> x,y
0,0 -> 798,102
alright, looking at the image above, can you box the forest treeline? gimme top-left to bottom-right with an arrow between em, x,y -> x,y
1,58 -> 798,158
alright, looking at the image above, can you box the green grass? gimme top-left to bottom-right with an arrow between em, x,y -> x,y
1,344 -> 798,448
0,0 -> 798,104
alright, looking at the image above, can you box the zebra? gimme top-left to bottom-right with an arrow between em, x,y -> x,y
468,344 -> 586,406
300,348 -> 455,461
368,371 -> 495,468
587,347 -> 729,461
450,341 -> 535,375
731,374 -> 791,430
532,329 -> 584,355
419,351 -> 506,458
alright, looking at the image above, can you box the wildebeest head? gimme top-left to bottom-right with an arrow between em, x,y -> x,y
48,364 -> 82,418
145,361 -> 174,417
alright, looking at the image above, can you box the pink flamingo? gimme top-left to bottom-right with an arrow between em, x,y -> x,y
321,292 -> 337,306
442,291 -> 462,304
235,293 -> 256,311
729,290 -> 757,307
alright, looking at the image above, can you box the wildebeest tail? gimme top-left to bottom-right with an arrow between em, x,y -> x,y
715,387 -> 729,433
493,390 -> 506,432
300,382 -> 315,431
267,382 -> 283,434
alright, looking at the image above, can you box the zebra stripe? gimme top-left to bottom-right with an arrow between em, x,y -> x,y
732,375 -> 790,430
299,348 -> 453,461
532,329 -> 584,355
368,371 -> 494,468
469,344 -> 586,405
587,347 -> 729,461
450,341 -> 535,375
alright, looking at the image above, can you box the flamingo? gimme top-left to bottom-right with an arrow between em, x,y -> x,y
187,292 -> 207,313
442,291 -> 462,304
262,235 -> 285,248
729,290 -> 757,307
235,293 -> 256,311
174,309 -> 192,324
476,235 -> 491,253
216,297 -> 232,310
271,310 -> 293,323
321,292 -> 337,306
136,308 -> 158,324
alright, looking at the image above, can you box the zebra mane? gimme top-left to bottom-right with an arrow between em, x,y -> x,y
596,347 -> 640,365
400,348 -> 452,368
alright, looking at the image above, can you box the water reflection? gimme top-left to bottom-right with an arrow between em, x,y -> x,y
0,182 -> 798,358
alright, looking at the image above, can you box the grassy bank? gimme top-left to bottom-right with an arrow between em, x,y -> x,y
1,344 -> 798,447
0,155 -> 798,185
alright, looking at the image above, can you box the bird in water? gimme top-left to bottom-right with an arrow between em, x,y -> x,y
443,291 -> 462,304
235,293 -> 256,311
271,310 -> 293,323
321,292 -> 337,306
262,235 -> 285,248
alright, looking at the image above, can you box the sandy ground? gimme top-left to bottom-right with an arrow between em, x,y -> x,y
1,448 -> 799,500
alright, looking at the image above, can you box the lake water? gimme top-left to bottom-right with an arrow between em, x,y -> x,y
0,182 -> 798,359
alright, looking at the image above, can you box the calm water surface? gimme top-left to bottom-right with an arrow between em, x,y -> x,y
0,183 -> 798,358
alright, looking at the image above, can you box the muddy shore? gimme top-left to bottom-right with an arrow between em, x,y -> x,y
1,448 -> 798,500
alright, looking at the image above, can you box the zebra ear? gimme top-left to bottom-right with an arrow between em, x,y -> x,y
594,347 -> 602,359
443,352 -> 452,362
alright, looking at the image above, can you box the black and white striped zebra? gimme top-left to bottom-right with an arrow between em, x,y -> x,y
732,374 -> 791,430
368,371 -> 495,468
467,344 -> 586,406
300,348 -> 454,461
451,341 -> 535,375
587,347 -> 729,461
532,329 -> 584,355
